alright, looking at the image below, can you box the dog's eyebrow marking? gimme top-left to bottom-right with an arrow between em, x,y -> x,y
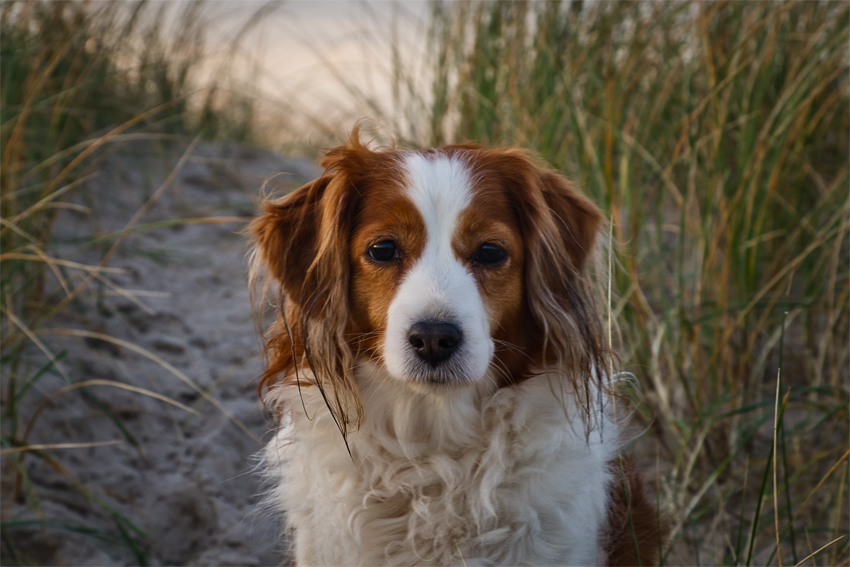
402,153 -> 472,253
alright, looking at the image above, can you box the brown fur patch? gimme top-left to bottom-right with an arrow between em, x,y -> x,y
453,165 -> 531,387
604,456 -> 663,566
442,146 -> 608,394
348,179 -> 426,359
248,130 -> 408,433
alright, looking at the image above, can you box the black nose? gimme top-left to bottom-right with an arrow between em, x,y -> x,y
408,321 -> 463,367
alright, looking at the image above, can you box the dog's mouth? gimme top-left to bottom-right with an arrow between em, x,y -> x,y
405,364 -> 470,387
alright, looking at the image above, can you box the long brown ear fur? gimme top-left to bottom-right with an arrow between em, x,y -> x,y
531,160 -> 608,423
251,176 -> 330,303
537,169 -> 604,272
248,130 -> 376,438
476,149 -> 609,422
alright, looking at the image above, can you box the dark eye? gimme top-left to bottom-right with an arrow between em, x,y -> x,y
473,242 -> 507,266
368,240 -> 398,262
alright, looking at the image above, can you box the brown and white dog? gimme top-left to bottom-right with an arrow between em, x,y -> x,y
249,129 -> 659,566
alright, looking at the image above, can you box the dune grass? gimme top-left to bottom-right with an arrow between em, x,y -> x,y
375,1 -> 847,564
0,1 -> 269,562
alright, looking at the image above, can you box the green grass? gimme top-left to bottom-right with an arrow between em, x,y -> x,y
376,1 -> 848,564
0,1 -> 268,562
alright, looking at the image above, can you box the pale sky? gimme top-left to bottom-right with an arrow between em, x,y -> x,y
200,1 -> 433,144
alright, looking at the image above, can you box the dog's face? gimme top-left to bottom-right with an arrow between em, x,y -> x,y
250,131 -> 605,424
349,152 -> 526,390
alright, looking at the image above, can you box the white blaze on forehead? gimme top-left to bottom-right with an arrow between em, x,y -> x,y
402,153 -> 473,246
381,152 -> 493,386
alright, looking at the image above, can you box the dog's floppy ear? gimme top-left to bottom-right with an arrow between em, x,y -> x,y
250,133 -> 374,302
537,170 -> 604,272
475,148 -> 604,274
249,131 -> 375,439
250,175 -> 332,303
501,152 -> 608,419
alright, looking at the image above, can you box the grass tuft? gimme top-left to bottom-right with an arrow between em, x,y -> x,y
1,1 -> 269,562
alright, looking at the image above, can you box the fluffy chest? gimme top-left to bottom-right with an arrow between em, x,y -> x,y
264,371 -> 616,566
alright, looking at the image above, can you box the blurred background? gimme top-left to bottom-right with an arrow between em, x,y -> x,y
1,1 -> 847,565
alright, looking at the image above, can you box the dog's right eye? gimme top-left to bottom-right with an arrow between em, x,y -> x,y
368,240 -> 398,262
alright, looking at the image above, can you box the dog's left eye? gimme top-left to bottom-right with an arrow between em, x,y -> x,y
473,242 -> 508,266
368,240 -> 399,262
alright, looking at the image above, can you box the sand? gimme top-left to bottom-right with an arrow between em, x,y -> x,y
3,140 -> 319,565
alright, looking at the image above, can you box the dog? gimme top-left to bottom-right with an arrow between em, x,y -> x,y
249,129 -> 659,566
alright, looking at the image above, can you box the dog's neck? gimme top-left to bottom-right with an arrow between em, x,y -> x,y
265,363 -> 616,566
352,361 -> 495,449
281,360 -> 611,460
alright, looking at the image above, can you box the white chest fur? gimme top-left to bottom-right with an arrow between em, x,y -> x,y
263,367 -> 617,566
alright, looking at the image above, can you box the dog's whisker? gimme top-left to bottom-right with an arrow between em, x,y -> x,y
491,338 -> 535,362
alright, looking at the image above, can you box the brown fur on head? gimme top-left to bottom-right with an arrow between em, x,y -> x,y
248,131 -> 386,436
456,146 -> 610,416
249,128 -> 610,436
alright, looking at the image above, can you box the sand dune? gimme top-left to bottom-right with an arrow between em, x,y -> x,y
6,140 -> 318,565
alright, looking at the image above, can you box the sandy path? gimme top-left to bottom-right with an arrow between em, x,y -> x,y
4,140 -> 318,565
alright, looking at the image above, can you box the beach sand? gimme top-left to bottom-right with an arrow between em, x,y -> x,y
3,140 -> 319,565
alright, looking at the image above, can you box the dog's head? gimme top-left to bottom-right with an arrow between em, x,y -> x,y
250,129 -> 607,433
